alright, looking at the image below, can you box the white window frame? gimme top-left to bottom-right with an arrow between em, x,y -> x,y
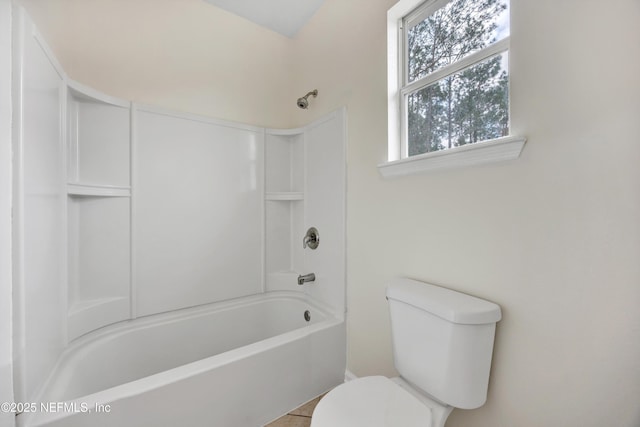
381,0 -> 525,177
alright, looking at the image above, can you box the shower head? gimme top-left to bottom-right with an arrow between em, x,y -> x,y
296,89 -> 318,109
297,97 -> 309,109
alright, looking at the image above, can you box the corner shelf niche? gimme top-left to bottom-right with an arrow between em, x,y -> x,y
67,183 -> 131,197
265,129 -> 305,291
265,192 -> 304,201
66,82 -> 132,341
67,81 -> 131,187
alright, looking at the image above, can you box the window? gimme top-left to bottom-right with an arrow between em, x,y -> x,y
382,0 -> 524,176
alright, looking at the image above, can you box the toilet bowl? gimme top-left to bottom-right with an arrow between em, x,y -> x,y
311,376 -> 452,427
311,278 -> 501,427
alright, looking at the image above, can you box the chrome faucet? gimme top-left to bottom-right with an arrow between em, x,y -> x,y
297,273 -> 315,285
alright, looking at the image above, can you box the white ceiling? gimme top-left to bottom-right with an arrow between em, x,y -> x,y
203,0 -> 326,38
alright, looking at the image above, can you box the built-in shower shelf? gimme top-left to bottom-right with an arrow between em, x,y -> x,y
67,183 -> 131,197
265,192 -> 304,201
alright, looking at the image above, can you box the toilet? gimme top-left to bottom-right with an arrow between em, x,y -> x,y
311,278 -> 502,427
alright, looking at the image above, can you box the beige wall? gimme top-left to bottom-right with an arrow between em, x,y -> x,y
17,0 -> 640,425
292,0 -> 640,426
20,0 -> 294,128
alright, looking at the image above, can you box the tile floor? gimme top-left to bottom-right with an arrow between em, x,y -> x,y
265,394 -> 325,427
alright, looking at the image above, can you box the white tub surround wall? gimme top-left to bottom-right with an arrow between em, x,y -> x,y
265,110 -> 347,315
265,128 -> 306,292
65,85 -> 268,335
66,81 -> 132,339
134,107 -> 265,316
1,0 -> 15,426
302,112 -> 347,315
11,9 -> 67,404
12,6 -> 347,416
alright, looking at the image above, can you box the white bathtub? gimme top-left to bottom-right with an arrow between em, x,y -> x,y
19,292 -> 346,427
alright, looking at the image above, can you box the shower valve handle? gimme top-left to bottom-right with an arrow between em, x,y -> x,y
303,227 -> 319,250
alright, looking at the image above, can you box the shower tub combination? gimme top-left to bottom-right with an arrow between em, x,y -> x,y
19,292 -> 345,427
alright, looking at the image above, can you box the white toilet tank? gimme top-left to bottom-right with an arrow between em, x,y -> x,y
386,278 -> 502,410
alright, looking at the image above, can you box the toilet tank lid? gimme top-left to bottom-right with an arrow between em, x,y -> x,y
386,278 -> 502,325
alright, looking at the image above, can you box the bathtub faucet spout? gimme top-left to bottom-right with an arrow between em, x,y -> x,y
297,273 -> 315,285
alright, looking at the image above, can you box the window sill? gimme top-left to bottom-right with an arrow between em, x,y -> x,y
377,136 -> 526,178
